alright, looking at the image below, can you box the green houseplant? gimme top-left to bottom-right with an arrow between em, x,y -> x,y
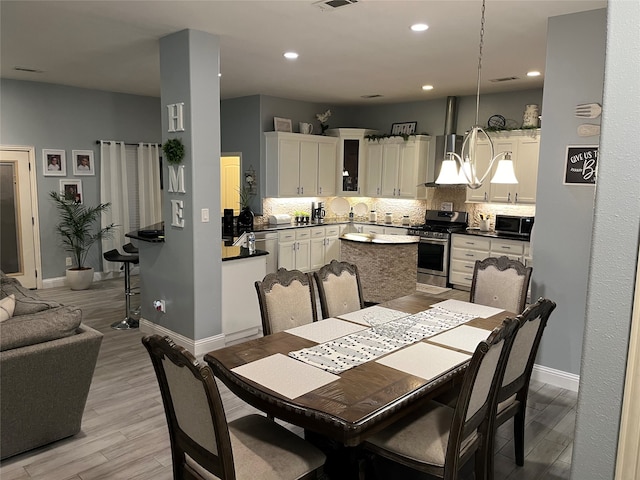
50,191 -> 117,290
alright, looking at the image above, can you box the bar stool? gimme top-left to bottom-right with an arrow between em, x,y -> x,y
122,242 -> 141,317
103,248 -> 140,330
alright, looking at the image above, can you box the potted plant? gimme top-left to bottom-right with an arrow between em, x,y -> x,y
237,185 -> 255,233
50,191 -> 117,290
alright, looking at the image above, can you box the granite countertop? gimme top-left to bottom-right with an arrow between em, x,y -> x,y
459,229 -> 531,241
221,245 -> 268,262
125,222 -> 165,242
339,232 -> 419,244
253,220 -> 413,232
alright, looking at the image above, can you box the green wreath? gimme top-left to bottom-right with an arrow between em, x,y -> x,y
162,138 -> 185,165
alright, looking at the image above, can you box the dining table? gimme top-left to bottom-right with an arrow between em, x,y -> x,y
204,292 -> 512,448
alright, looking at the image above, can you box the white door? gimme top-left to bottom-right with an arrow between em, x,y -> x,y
0,148 -> 40,288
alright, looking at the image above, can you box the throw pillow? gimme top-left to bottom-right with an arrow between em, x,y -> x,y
0,294 -> 15,321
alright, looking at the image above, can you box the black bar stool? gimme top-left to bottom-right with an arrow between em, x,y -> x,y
103,248 -> 140,330
122,242 -> 138,254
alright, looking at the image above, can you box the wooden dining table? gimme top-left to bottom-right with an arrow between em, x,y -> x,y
204,292 -> 511,447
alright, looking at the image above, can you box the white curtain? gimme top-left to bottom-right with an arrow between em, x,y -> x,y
100,141 -> 130,273
137,143 -> 162,227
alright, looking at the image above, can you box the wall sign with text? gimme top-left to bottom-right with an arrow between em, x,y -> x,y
564,145 -> 598,185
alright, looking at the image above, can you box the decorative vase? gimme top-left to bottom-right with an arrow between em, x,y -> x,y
66,267 -> 94,290
237,205 -> 254,233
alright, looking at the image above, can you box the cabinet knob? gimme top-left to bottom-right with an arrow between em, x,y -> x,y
515,192 -> 518,203
301,187 -> 304,194
484,192 -> 488,201
319,186 -> 322,194
508,192 -> 511,202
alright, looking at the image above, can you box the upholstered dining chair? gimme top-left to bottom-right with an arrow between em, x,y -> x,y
313,260 -> 365,319
362,317 -> 520,480
255,268 -> 318,336
470,256 -> 533,314
485,297 -> 557,477
142,335 -> 326,480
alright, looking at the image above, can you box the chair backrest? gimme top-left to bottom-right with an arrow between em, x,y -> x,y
444,317 -> 520,477
470,256 -> 533,314
313,260 -> 364,319
142,335 -> 236,480
254,268 -> 318,335
498,297 -> 557,403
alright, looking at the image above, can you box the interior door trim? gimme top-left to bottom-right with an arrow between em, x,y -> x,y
1,145 -> 42,289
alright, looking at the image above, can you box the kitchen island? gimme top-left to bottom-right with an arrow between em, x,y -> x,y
340,232 -> 419,304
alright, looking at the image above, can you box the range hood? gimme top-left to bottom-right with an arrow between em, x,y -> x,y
423,96 -> 464,187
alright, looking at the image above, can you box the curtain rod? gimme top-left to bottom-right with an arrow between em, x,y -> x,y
95,140 -> 160,147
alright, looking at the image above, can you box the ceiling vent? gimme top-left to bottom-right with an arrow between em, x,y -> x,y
489,76 -> 520,83
14,66 -> 43,73
313,0 -> 359,11
361,94 -> 383,99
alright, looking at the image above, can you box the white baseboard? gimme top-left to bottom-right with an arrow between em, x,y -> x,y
531,364 -> 580,392
139,318 -> 226,360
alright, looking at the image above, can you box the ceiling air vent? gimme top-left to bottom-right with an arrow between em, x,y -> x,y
489,76 -> 520,83
14,66 -> 43,73
361,94 -> 383,99
314,0 -> 359,11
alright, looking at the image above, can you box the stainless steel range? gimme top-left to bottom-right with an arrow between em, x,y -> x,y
408,210 -> 468,287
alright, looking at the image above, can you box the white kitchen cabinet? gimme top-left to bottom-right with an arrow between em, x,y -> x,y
265,132 -> 338,197
327,128 -> 377,196
309,227 -> 326,271
466,130 -> 540,204
222,256 -> 266,341
324,225 -> 343,264
365,136 -> 432,199
449,234 -> 530,290
277,228 -> 311,271
254,231 -> 278,275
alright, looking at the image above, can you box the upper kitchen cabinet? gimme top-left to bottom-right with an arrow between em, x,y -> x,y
327,128 -> 377,196
265,132 -> 338,197
466,129 -> 540,204
366,136 -> 432,199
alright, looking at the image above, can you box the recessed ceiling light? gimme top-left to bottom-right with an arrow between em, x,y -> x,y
527,70 -> 541,77
284,52 -> 299,60
218,73 -> 222,77
422,85 -> 434,91
411,23 -> 429,32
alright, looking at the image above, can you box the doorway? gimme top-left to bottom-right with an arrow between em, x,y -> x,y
221,154 -> 240,216
0,147 -> 41,288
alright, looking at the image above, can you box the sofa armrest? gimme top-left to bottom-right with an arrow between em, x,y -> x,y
0,324 -> 103,459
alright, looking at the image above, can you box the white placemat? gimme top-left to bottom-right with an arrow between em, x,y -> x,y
231,354 -> 339,399
376,342 -> 471,380
337,305 -> 409,326
285,318 -> 367,343
427,325 -> 492,353
431,299 -> 504,318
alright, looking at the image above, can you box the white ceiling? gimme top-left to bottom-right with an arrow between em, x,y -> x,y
0,0 -> 606,105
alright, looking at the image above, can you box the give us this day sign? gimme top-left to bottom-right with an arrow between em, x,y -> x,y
564,145 -> 598,185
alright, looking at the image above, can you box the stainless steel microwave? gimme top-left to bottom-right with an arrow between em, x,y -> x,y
494,215 -> 535,237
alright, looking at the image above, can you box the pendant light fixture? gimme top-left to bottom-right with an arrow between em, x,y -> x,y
435,0 -> 518,189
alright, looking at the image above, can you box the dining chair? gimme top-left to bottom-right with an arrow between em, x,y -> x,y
255,268 -> 318,335
486,297 -> 557,476
470,256 -> 533,314
142,335 -> 326,480
313,260 -> 365,319
362,316 -> 520,480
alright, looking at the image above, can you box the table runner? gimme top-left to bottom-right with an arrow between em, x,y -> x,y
289,307 -> 476,374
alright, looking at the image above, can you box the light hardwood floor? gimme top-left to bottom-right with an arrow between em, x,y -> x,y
0,278 -> 575,479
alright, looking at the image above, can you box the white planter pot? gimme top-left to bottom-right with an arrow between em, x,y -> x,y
66,267 -> 94,290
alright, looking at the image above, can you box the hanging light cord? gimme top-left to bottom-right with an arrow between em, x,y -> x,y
474,0 -> 486,127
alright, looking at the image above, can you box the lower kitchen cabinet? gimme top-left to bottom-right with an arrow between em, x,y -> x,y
254,231 -> 278,275
449,234 -> 530,290
278,229 -> 311,271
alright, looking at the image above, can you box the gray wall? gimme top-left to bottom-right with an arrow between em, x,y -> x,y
0,79 -> 160,278
572,2 -> 640,478
348,89 -> 543,136
533,9 -> 606,376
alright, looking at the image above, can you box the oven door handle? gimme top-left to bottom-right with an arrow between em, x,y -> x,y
420,238 -> 449,245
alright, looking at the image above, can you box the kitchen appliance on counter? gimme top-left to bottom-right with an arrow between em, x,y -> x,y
268,214 -> 292,225
312,202 -> 326,224
494,215 -> 534,238
408,210 -> 469,287
223,209 -> 234,237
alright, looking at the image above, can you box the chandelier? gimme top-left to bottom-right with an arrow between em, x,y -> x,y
435,0 -> 518,189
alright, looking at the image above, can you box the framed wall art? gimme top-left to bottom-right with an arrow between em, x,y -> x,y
60,179 -> 83,204
72,150 -> 95,176
564,145 -> 598,185
274,117 -> 293,132
43,149 -> 66,176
